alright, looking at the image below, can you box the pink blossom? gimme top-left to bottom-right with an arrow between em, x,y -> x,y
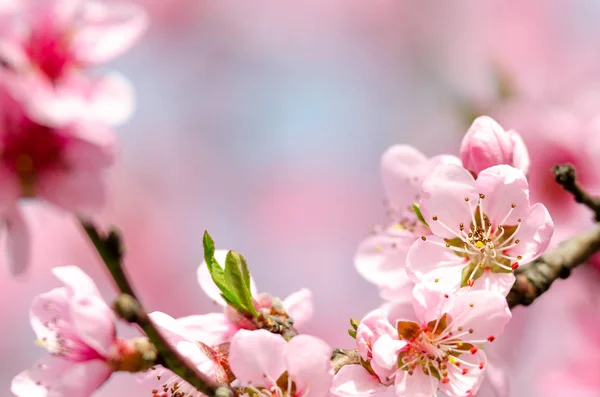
197,250 -> 313,329
356,145 -> 461,301
0,82 -> 116,275
229,329 -> 333,397
11,266 -> 118,397
407,164 -> 554,295
333,286 -> 511,397
139,312 -> 226,397
0,0 -> 148,126
459,116 -> 530,176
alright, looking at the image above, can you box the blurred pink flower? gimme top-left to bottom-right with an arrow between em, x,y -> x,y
460,116 -> 529,177
11,266 -> 117,397
0,0 -> 148,126
407,164 -> 553,295
0,82 -> 115,275
355,145 -> 461,302
197,250 -> 313,330
229,329 -> 333,397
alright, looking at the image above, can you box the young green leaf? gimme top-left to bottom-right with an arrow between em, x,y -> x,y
348,329 -> 357,339
349,318 -> 360,331
412,202 -> 429,227
224,250 -> 258,317
202,231 -> 240,307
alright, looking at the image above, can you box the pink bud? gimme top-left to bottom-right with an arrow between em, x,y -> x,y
460,116 -> 530,176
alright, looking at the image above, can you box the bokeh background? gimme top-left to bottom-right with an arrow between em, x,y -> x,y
3,1 -> 600,396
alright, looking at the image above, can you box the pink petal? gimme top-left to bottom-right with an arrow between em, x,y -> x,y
379,281 -> 414,304
282,288 -> 313,328
471,270 -> 516,297
79,72 -> 134,126
30,287 -> 70,341
37,168 -> 108,214
406,236 -> 464,293
72,1 -> 148,64
394,365 -> 437,397
22,0 -> 82,27
411,284 -> 449,325
176,313 -> 238,346
447,290 -> 511,342
61,127 -> 117,170
371,334 -> 407,383
420,164 -> 478,239
438,349 -> 487,397
197,250 -> 259,306
0,166 -> 20,211
480,352 -> 510,397
228,329 -> 286,387
286,334 -> 333,396
149,311 -> 192,345
355,227 -> 416,290
330,365 -> 387,397
384,299 -> 419,328
13,356 -> 112,397
476,165 -> 530,227
5,206 -> 31,276
508,203 -> 554,264
356,309 -> 396,361
509,130 -> 530,176
52,266 -> 116,356
381,145 -> 428,210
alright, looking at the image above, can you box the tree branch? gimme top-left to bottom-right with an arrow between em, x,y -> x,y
553,163 -> 600,221
80,219 -> 230,397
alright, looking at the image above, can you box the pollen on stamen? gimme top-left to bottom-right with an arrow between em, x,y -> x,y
467,280 -> 475,287
487,336 -> 495,342
434,278 -> 439,283
468,329 -> 474,334
465,197 -> 470,201
462,368 -> 469,375
432,215 -> 438,221
479,362 -> 485,369
375,245 -> 383,252
511,263 -> 519,270
446,243 -> 450,247
459,222 -> 464,230
517,255 -> 522,260
470,346 -> 478,354
469,303 -> 474,307
511,203 -> 516,208
479,193 -> 485,199
421,236 -> 426,241
517,218 -> 522,222
441,377 -> 450,384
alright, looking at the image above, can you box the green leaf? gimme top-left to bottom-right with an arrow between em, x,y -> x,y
202,231 -> 240,307
224,251 -> 258,317
412,203 -> 429,227
348,329 -> 357,339
349,318 -> 360,331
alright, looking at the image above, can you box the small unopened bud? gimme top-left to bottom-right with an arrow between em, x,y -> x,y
108,338 -> 157,372
460,116 -> 530,176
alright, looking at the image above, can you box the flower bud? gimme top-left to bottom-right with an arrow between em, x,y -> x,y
460,116 -> 530,176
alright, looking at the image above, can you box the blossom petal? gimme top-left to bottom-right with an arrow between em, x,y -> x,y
72,1 -> 148,64
476,165 -> 530,227
381,145 -> 428,210
509,130 -> 530,176
471,270 -> 515,297
5,206 -> 31,276
508,203 -> 554,264
371,334 -> 407,383
149,311 -> 192,345
394,365 -> 438,397
282,288 -> 313,328
30,287 -> 70,341
228,329 -> 286,387
37,168 -> 108,214
439,349 -> 486,397
356,309 -> 396,361
52,266 -> 115,356
176,313 -> 237,346
355,227 -> 416,290
420,164 -> 478,239
411,284 -> 449,325
286,334 -> 333,396
80,72 -> 135,126
406,236 -> 464,293
447,290 -> 511,342
330,365 -> 387,397
384,300 -> 418,328
197,250 -> 258,306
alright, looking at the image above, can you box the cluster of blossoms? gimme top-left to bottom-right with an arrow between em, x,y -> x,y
344,115 -> 554,396
1,2 -> 560,397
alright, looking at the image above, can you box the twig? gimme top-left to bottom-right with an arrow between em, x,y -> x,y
331,348 -> 360,373
80,219 -> 228,397
553,164 -> 600,221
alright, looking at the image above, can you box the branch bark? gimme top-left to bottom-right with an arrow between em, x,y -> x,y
553,163 -> 600,221
80,219 -> 229,397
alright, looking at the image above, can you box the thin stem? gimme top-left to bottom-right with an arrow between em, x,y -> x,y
80,218 -> 228,397
553,163 -> 600,221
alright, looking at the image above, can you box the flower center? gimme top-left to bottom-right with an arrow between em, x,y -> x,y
1,118 -> 68,197
241,372 -> 309,397
26,23 -> 76,82
427,194 -> 523,287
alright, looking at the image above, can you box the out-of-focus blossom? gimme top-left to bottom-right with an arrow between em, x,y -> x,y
332,286 -> 511,397
407,164 -> 553,295
355,145 -> 461,302
460,116 -> 529,176
11,266 -> 119,397
0,0 -> 148,126
229,329 -> 333,397
197,249 -> 313,330
0,82 -> 115,275
140,312 -> 223,397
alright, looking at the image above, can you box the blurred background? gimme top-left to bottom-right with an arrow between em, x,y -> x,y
3,1 -> 600,396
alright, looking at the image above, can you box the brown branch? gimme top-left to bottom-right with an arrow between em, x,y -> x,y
553,164 -> 600,221
80,219 -> 231,397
